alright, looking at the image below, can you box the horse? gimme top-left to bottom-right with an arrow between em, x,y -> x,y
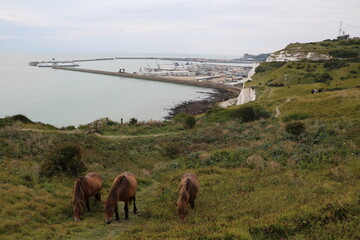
73,172 -> 103,221
104,172 -> 138,224
177,173 -> 200,220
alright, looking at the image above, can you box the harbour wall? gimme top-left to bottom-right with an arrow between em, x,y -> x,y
53,67 -> 241,93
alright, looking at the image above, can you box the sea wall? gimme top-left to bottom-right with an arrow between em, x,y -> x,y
53,67 -> 240,93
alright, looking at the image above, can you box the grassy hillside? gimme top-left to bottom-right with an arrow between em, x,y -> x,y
273,38 -> 360,56
1,39 -> 360,239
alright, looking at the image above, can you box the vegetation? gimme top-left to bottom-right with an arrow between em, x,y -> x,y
184,115 -> 196,129
1,39 -> 360,239
40,143 -> 86,178
285,121 -> 305,136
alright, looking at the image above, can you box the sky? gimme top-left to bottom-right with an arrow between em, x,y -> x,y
1,0 -> 359,57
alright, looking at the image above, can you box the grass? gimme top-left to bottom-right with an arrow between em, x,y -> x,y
1,38 -> 360,239
1,111 -> 359,239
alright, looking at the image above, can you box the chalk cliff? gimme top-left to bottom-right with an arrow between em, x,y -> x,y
266,50 -> 331,62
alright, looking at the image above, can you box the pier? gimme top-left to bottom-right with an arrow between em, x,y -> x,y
53,67 -> 240,93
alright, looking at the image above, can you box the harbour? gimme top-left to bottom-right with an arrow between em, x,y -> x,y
1,52 -> 222,127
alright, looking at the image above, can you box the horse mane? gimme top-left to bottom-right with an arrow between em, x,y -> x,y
107,175 -> 128,203
73,177 -> 84,204
177,178 -> 190,213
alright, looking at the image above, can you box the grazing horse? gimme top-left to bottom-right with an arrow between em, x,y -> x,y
177,173 -> 200,220
104,172 -> 138,224
73,172 -> 103,221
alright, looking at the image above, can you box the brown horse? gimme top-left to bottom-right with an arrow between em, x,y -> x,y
177,173 -> 200,220
73,172 -> 103,221
104,172 -> 137,224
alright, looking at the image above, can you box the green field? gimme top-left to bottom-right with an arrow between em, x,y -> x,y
1,39 -> 360,239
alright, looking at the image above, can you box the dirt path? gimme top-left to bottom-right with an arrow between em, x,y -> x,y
275,106 -> 281,118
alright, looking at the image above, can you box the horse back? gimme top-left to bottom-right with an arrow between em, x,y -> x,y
179,173 -> 199,200
82,172 -> 102,196
114,172 -> 137,200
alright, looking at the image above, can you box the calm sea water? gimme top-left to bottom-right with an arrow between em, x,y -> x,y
0,51 -> 217,127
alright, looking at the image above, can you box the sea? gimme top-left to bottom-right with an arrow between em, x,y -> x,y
0,51 -> 228,127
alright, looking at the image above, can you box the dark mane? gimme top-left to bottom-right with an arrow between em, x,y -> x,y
73,177 -> 84,203
107,175 -> 128,201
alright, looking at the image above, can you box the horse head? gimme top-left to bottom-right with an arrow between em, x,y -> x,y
104,200 -> 116,224
73,200 -> 84,221
177,189 -> 189,220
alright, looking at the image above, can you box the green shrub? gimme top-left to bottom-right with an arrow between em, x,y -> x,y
173,112 -> 191,123
162,142 -> 181,159
40,143 -> 86,177
255,65 -> 266,73
185,115 -> 196,129
230,105 -> 270,123
329,50 -> 358,58
9,114 -> 33,124
129,118 -> 138,125
285,122 -> 305,136
268,82 -> 284,87
323,59 -> 349,70
315,73 -> 333,82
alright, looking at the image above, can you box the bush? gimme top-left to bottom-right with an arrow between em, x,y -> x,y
129,118 -> 138,125
323,59 -> 349,70
230,105 -> 270,123
162,142 -> 181,159
40,143 -> 86,177
185,115 -> 196,129
315,73 -> 333,82
285,122 -> 305,136
9,114 -> 33,124
329,50 -> 358,58
173,112 -> 191,123
255,65 -> 266,73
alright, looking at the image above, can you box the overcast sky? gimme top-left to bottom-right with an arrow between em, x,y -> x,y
1,0 -> 359,57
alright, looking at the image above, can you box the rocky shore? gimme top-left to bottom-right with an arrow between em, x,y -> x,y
166,88 -> 238,119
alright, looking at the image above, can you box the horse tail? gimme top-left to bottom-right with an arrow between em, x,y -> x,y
186,178 -> 191,190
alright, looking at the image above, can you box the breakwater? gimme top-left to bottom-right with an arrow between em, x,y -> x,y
53,67 -> 240,93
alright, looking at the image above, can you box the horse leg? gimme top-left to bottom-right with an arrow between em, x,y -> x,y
85,197 -> 90,212
190,200 -> 195,209
124,201 -> 129,220
95,193 -> 101,202
115,204 -> 120,221
133,196 -> 138,214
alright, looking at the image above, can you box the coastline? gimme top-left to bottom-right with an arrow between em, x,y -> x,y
166,88 -> 238,119
53,66 -> 241,119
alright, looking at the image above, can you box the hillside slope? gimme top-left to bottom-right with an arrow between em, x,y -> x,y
266,38 -> 360,61
0,39 -> 360,240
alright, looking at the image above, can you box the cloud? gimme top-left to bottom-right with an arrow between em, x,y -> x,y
0,0 -> 359,54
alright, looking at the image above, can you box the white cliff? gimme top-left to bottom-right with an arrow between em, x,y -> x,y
266,50 -> 331,62
236,86 -> 256,105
